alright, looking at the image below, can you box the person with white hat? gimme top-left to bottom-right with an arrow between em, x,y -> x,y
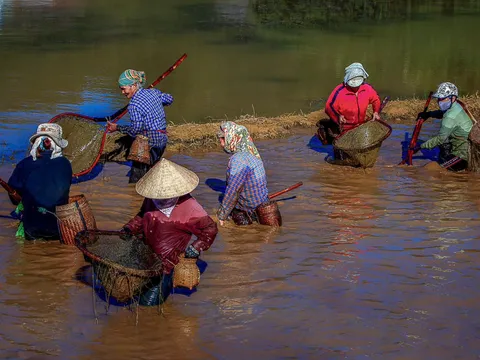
121,158 -> 218,277
416,82 -> 473,171
8,123 -> 72,240
317,62 -> 381,145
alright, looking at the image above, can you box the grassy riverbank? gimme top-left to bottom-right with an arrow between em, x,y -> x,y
166,94 -> 480,152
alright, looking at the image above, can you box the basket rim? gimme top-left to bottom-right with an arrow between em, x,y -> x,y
75,229 -> 163,277
333,120 -> 392,152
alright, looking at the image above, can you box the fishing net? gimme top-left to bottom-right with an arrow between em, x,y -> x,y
51,115 -> 107,176
333,120 -> 392,168
75,230 -> 163,303
50,114 -> 134,177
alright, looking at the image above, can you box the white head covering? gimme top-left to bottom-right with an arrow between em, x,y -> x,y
29,136 -> 63,161
29,123 -> 68,148
344,62 -> 369,86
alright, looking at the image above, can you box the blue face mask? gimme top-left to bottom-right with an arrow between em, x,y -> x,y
439,99 -> 452,112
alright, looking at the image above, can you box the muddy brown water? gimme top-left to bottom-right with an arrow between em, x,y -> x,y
1,124 -> 480,359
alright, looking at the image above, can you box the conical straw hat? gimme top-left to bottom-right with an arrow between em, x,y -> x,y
135,158 -> 199,199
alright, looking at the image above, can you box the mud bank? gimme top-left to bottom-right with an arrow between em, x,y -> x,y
164,95 -> 480,153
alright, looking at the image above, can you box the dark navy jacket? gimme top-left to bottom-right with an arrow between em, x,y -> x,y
8,151 -> 72,239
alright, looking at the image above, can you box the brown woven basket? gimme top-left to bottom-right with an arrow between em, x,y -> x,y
256,201 -> 282,227
173,254 -> 200,290
75,230 -> 163,302
333,120 -> 392,169
56,194 -> 97,245
128,135 -> 150,165
468,122 -> 480,172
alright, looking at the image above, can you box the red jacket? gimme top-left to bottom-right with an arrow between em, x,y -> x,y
125,195 -> 218,274
325,83 -> 381,131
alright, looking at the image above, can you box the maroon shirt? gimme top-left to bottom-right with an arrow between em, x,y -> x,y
124,194 -> 218,274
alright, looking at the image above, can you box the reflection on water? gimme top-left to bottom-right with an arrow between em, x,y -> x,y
1,123 -> 480,358
1,0 -> 480,156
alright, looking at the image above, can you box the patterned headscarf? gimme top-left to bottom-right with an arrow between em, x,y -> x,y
118,69 -> 147,87
219,121 -> 261,158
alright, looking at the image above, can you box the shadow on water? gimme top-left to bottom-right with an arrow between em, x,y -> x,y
205,178 -> 226,204
400,131 -> 439,162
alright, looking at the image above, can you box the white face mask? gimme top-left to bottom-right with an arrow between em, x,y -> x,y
347,76 -> 364,88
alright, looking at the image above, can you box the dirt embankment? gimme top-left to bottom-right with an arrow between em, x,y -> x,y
166,94 -> 480,152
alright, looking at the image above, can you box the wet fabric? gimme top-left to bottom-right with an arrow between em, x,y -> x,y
221,121 -> 261,158
217,151 -> 269,221
325,83 -> 381,132
8,150 -> 72,239
421,101 -> 473,160
116,88 -> 173,148
118,69 -> 146,87
124,195 -> 218,274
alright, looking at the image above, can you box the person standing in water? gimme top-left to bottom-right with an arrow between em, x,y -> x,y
216,121 -> 269,226
8,124 -> 72,240
416,82 -> 473,172
317,62 -> 381,145
107,69 -> 174,183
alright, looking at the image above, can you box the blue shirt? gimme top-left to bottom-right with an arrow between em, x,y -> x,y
117,88 -> 174,148
218,152 -> 269,220
8,151 -> 72,239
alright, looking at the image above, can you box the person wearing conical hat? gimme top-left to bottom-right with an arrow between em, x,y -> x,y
122,158 -> 218,278
106,69 -> 174,184
216,121 -> 269,226
8,123 -> 72,240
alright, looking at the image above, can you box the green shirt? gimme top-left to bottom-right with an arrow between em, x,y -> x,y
421,101 -> 473,160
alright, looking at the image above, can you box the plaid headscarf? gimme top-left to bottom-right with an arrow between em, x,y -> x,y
219,121 -> 261,159
118,69 -> 147,87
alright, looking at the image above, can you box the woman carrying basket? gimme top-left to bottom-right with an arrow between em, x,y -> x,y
216,121 -> 271,226
107,69 -> 174,183
317,62 -> 381,145
121,158 -> 218,291
8,124 -> 72,240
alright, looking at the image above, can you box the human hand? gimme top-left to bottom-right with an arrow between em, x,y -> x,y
339,115 -> 346,124
219,219 -> 225,227
185,244 -> 200,259
417,112 -> 430,121
107,121 -> 118,132
119,226 -> 133,240
372,112 -> 381,121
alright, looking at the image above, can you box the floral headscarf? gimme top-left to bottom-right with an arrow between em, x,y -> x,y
219,121 -> 261,159
118,69 -> 147,87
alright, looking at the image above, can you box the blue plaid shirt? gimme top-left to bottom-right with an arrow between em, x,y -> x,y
117,88 -> 173,148
218,152 -> 269,221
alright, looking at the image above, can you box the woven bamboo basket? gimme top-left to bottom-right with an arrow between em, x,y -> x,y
56,194 -> 97,245
75,230 -> 163,302
173,254 -> 200,290
333,120 -> 392,169
128,135 -> 150,165
256,201 -> 282,227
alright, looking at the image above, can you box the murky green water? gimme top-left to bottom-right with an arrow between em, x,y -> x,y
1,0 -> 480,137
